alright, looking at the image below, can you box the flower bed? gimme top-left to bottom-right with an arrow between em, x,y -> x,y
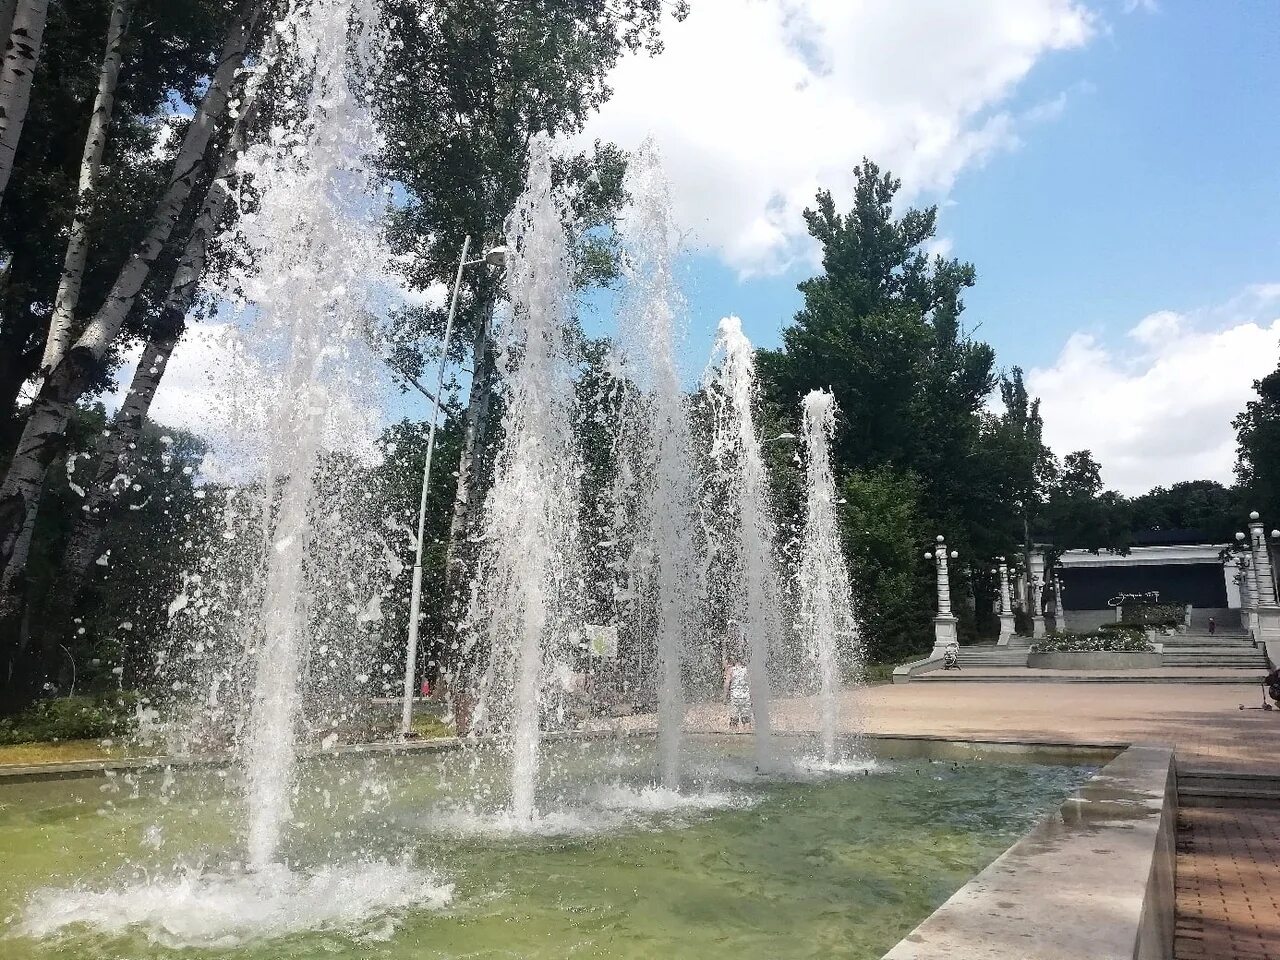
1032,629 -> 1154,654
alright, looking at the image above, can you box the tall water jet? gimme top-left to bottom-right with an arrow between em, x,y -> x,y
704,317 -> 781,769
461,142 -> 582,822
617,141 -> 698,788
226,0 -> 391,869
798,390 -> 861,764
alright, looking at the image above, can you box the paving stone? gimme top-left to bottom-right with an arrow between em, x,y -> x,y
1176,806 -> 1280,960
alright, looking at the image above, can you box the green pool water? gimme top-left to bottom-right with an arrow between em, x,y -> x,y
0,736 -> 1091,959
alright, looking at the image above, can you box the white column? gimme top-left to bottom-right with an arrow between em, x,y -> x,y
996,559 -> 1016,645
1249,513 -> 1278,605
1054,575 -> 1067,633
930,535 -> 959,652
1247,512 -> 1280,659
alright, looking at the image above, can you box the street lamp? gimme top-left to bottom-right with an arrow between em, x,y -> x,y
401,234 -> 505,739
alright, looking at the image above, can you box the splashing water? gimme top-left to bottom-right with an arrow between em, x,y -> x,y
460,142 -> 583,822
704,317 -> 783,769
799,390 -> 863,764
617,140 -> 699,788
223,0 -> 396,871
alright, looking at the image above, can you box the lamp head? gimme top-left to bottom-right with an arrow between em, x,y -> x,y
1251,510 -> 1261,521
949,550 -> 959,559
484,245 -> 507,268
1236,532 -> 1246,542
935,534 -> 945,543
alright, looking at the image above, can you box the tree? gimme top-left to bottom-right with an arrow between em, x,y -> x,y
38,0 -> 131,377
756,159 -> 1002,654
0,0 -> 50,211
374,0 -> 685,601
979,367 -> 1055,605
1234,362 -> 1280,524
0,0 -> 230,445
1128,479 -> 1238,542
0,0 -> 265,688
1042,449 -> 1129,551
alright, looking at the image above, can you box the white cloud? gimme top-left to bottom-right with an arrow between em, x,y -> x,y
581,0 -> 1094,275
1029,286 -> 1280,495
107,323 -> 239,435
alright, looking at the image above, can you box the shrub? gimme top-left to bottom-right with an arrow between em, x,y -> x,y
1032,629 -> 1154,654
0,693 -> 141,746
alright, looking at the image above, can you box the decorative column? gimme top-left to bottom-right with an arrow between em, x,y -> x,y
927,534 -> 959,653
1030,575 -> 1046,639
995,557 -> 1016,645
1244,512 -> 1280,659
1054,574 -> 1067,633
1238,556 -> 1258,637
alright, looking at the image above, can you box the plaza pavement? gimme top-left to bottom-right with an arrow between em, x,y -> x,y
676,680 -> 1280,774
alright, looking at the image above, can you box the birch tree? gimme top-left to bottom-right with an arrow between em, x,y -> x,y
0,1 -> 265,636
0,0 -> 48,211
42,103 -> 249,643
0,1 -> 231,447
38,0 -> 131,377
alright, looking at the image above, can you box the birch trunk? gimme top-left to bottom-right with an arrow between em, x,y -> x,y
0,1 -> 263,596
44,112 -> 244,641
444,309 -> 497,587
0,2 -> 17,58
40,0 -> 132,375
0,0 -> 48,212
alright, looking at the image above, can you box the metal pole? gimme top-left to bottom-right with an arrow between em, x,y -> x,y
401,234 -> 471,738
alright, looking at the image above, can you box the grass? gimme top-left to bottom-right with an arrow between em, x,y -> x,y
0,739 -> 124,767
409,713 -> 455,740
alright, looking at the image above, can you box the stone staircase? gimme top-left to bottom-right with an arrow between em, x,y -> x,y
952,644 -> 1029,668
1178,768 -> 1280,809
1159,632 -> 1269,670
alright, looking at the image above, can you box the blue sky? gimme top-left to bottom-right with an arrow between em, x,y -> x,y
666,1 -> 1280,371
577,0 -> 1280,492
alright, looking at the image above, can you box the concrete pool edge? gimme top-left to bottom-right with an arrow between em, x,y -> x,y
880,741 -> 1177,960
0,730 -> 1125,783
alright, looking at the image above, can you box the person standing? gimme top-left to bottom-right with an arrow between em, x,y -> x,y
1208,617 -> 1216,636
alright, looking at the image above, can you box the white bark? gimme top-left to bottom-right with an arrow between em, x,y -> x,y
0,1 -> 264,579
0,0 -> 49,212
40,0 -> 132,375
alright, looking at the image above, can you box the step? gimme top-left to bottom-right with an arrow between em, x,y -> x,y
1178,770 -> 1280,808
914,673 -> 1266,684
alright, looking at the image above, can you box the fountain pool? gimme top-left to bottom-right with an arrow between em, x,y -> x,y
1,739 -> 1092,960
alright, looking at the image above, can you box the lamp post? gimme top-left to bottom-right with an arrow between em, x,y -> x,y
925,534 -> 960,651
995,556 -> 1016,645
1054,573 -> 1066,633
400,235 -> 506,739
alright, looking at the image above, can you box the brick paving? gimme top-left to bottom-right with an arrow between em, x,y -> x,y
1176,806 -> 1280,960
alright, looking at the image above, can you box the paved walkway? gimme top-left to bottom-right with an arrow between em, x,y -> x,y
675,680 -> 1280,773
913,666 -> 1267,682
1176,806 -> 1280,960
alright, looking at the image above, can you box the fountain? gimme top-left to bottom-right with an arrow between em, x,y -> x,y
703,316 -> 784,769
2,118 -> 1104,955
615,140 -> 699,788
455,141 -> 584,824
226,0 -> 394,870
798,389 -> 863,764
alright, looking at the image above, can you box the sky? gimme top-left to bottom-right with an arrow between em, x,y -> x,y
574,0 -> 1280,494
132,0 -> 1280,496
